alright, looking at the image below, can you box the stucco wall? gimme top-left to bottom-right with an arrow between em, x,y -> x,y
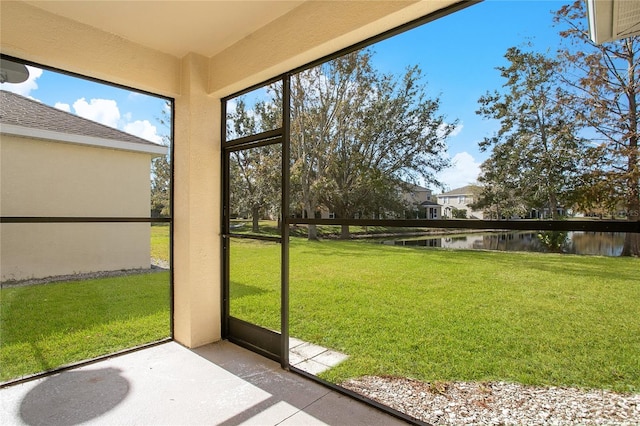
0,223 -> 150,281
0,1 -> 180,97
0,134 -> 154,281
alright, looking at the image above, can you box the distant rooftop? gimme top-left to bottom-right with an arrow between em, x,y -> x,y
438,185 -> 480,197
0,90 -> 162,149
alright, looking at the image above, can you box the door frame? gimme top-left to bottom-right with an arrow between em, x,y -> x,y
221,75 -> 291,368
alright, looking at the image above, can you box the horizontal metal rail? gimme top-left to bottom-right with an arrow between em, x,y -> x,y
225,128 -> 283,148
225,137 -> 283,153
287,218 -> 640,233
0,217 -> 171,223
224,233 -> 282,243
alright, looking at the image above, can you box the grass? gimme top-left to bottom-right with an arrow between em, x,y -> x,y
151,224 -> 170,261
4,224 -> 638,394
230,238 -> 640,393
0,272 -> 170,382
1,225 -> 171,382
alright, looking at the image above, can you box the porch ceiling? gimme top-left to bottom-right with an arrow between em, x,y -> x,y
5,1 -> 466,96
24,0 -> 307,58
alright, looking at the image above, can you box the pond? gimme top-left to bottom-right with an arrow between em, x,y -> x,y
380,231 -> 627,256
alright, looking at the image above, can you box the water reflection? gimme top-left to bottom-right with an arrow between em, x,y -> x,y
382,231 -> 626,256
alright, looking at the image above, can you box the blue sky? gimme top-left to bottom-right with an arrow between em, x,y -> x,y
1,0 -> 570,191
370,0 -> 570,191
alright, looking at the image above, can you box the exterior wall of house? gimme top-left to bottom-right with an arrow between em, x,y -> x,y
1,0 -> 463,348
426,205 -> 442,219
403,187 -> 432,205
0,134 -> 153,281
439,195 -> 470,215
439,194 -> 484,219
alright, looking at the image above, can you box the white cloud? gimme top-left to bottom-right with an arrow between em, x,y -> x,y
449,123 -> 463,137
127,91 -> 143,101
124,120 -> 163,144
439,151 -> 481,191
54,102 -> 71,112
0,65 -> 43,98
436,121 -> 463,139
72,98 -> 121,128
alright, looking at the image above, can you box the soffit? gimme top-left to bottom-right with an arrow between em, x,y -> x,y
24,1 -> 307,58
614,0 -> 640,39
588,0 -> 640,44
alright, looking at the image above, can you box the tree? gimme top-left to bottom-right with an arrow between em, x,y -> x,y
289,50 -> 454,239
471,143 -> 528,220
227,49 -> 454,240
227,99 -> 281,233
476,47 -> 585,220
451,208 -> 468,219
151,100 -> 172,218
151,153 -> 171,217
554,1 -> 639,256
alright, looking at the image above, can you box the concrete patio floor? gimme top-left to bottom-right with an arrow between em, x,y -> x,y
0,341 -> 409,425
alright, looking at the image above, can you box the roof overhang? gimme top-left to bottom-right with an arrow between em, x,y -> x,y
586,0 -> 640,44
1,123 -> 168,157
1,1 -> 469,97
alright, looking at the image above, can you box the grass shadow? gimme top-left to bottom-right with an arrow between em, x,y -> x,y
229,281 -> 269,299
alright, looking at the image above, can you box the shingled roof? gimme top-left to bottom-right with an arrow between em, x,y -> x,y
437,185 -> 481,197
0,90 -> 163,150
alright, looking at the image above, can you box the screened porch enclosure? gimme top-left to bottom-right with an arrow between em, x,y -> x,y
221,1 -> 640,415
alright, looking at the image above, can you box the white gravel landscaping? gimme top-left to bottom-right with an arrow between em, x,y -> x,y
342,376 -> 639,425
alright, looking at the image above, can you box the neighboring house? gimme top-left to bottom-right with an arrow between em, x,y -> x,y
403,184 -> 441,219
420,200 -> 442,219
437,185 -> 484,219
0,90 -> 166,281
402,184 -> 433,206
314,183 -> 442,220
526,206 -> 566,220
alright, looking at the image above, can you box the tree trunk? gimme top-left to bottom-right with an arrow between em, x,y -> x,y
252,205 -> 260,233
303,200 -> 318,241
622,232 -> 640,257
621,40 -> 639,257
340,225 -> 350,240
549,192 -> 558,220
307,224 -> 318,240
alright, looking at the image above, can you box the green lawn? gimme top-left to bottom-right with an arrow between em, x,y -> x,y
230,238 -> 640,393
3,227 -> 638,394
151,224 -> 170,262
0,272 -> 170,382
1,226 -> 171,383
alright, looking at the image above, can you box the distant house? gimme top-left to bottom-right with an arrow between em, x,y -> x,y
437,185 -> 483,219
403,184 -> 441,219
402,184 -> 433,206
419,200 -> 442,219
310,183 -> 442,220
0,90 -> 166,281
